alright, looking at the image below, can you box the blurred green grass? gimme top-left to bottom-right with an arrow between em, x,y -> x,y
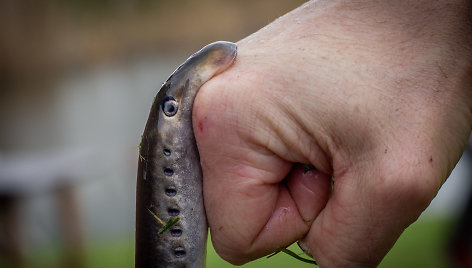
19,217 -> 454,267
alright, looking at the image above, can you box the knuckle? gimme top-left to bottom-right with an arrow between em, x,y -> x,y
370,157 -> 441,214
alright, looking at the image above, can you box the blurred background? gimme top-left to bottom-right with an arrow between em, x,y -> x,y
0,0 -> 471,267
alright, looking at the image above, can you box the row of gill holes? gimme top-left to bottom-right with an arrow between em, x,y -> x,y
163,148 -> 186,259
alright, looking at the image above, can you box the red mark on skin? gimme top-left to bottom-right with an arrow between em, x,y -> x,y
196,116 -> 208,136
198,121 -> 204,132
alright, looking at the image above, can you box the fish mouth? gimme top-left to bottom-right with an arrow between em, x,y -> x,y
203,41 -> 238,76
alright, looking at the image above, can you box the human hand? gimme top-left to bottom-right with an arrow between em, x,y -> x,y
193,0 -> 472,267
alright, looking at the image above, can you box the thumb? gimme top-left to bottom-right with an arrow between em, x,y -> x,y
300,152 -> 440,267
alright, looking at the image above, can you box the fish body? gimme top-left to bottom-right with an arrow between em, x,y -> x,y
136,41 -> 237,268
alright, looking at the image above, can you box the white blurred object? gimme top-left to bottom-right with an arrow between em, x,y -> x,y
0,147 -> 99,196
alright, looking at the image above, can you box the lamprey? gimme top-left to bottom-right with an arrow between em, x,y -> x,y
136,41 -> 237,268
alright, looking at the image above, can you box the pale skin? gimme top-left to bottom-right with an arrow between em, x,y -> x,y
193,0 -> 472,267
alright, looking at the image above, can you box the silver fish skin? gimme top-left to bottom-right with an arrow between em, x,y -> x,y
136,41 -> 237,268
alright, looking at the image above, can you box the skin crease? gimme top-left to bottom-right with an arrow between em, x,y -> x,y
193,0 -> 472,267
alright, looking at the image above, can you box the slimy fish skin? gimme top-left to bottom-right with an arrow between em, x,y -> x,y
136,41 -> 237,268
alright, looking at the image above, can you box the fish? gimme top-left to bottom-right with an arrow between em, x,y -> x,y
136,41 -> 237,268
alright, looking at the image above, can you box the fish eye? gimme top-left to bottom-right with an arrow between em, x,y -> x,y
162,96 -> 178,117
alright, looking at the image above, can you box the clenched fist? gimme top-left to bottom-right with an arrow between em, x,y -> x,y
193,1 -> 472,267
